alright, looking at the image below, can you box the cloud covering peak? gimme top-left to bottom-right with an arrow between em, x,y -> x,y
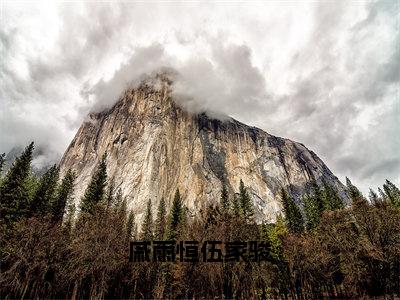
1,1 -> 399,194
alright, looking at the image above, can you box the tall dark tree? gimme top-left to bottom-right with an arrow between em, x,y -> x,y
51,169 -> 76,222
80,153 -> 108,214
155,197 -> 167,240
368,188 -> 379,205
0,152 -> 5,177
281,188 -> 304,234
220,185 -> 230,211
232,194 -> 241,217
383,179 -> 400,208
30,165 -> 59,217
0,142 -> 34,223
238,179 -> 253,219
168,189 -> 183,240
141,199 -> 153,240
322,179 -> 344,210
346,177 -> 364,204
303,193 -> 320,231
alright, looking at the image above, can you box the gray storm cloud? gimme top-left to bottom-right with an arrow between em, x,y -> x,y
0,1 -> 399,194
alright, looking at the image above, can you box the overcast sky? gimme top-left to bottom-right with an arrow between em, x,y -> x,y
1,1 -> 399,194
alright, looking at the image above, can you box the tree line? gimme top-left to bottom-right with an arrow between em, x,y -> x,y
0,142 -> 399,299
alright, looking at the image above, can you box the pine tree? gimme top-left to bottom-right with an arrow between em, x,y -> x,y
168,189 -> 183,240
378,187 -> 387,202
368,188 -> 379,205
281,188 -> 304,234
346,177 -> 364,204
30,164 -> 59,217
0,142 -> 34,223
141,199 -> 153,240
303,193 -> 320,231
322,179 -> 344,210
0,152 -> 5,177
232,193 -> 241,217
383,179 -> 400,208
51,169 -> 76,222
80,153 -> 108,214
155,197 -> 167,240
220,185 -> 230,211
238,179 -> 254,220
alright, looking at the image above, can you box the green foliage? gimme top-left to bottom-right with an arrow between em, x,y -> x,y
51,169 -> 76,222
261,215 -> 287,261
141,199 -> 153,240
168,189 -> 183,240
322,179 -> 344,210
0,152 -> 5,176
281,188 -> 304,234
30,165 -> 59,217
232,193 -> 241,217
0,142 -> 34,223
155,197 -> 166,240
346,177 -> 365,204
368,188 -> 379,205
303,192 -> 321,231
220,184 -> 229,211
238,179 -> 254,220
382,179 -> 400,208
80,153 -> 108,214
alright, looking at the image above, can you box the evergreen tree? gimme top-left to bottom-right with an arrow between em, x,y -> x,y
322,179 -> 344,210
51,169 -> 76,222
281,188 -> 304,234
0,152 -> 5,177
0,142 -> 34,223
168,189 -> 183,240
238,179 -> 253,220
378,187 -> 387,202
232,193 -> 241,217
220,185 -> 230,211
368,188 -> 379,205
346,177 -> 364,203
155,197 -> 167,240
303,193 -> 320,231
30,165 -> 59,217
141,199 -> 153,240
383,179 -> 400,208
80,153 -> 108,214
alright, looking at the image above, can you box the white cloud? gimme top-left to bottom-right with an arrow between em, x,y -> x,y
0,1 -> 399,194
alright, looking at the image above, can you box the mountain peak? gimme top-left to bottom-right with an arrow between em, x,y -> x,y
60,80 -> 348,224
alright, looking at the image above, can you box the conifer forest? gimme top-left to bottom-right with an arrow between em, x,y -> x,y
0,143 -> 399,299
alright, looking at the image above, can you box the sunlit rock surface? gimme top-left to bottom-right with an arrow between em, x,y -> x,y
60,76 -> 348,223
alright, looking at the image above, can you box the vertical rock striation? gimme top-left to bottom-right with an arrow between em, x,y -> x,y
59,75 -> 348,223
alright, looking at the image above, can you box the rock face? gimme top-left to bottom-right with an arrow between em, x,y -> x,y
59,75 -> 348,223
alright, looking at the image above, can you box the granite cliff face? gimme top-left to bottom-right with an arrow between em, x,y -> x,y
59,76 -> 347,223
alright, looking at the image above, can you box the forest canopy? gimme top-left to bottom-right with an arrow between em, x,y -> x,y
0,142 -> 399,299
